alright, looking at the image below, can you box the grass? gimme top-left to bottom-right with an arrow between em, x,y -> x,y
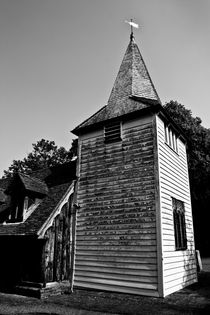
0,272 -> 210,314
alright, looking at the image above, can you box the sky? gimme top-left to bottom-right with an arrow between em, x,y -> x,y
0,0 -> 210,177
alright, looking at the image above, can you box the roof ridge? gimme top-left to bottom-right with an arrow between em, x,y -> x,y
18,172 -> 46,184
130,41 -> 161,103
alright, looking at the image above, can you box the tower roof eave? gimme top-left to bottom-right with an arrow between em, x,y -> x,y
72,100 -> 161,136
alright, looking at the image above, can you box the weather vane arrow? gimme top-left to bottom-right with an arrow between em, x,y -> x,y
125,19 -> 139,40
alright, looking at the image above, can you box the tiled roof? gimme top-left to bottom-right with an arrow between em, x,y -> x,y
0,161 -> 76,236
0,183 -> 70,236
18,173 -> 49,195
0,178 -> 12,190
72,36 -> 161,135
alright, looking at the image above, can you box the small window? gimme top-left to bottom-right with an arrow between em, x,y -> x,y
24,196 -> 36,214
164,124 -> 178,152
5,195 -> 41,224
104,121 -> 121,143
172,198 -> 187,250
7,198 -> 24,223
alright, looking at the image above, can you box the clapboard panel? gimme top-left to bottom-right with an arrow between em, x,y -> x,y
75,118 -> 159,296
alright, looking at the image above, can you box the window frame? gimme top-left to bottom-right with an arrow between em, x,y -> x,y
172,197 -> 187,251
3,195 -> 41,224
164,124 -> 178,153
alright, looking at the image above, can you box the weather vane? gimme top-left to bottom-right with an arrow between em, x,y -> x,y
125,19 -> 139,40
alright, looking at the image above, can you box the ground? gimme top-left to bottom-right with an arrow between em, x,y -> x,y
0,259 -> 210,315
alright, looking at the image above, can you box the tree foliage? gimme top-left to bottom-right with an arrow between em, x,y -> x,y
3,138 -> 78,178
164,101 -> 210,255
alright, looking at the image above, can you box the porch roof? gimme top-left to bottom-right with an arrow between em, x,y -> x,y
0,161 -> 76,236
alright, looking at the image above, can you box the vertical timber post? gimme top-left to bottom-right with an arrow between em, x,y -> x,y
40,239 -> 46,288
69,180 -> 78,292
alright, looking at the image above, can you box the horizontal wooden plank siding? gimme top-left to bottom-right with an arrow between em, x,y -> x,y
156,116 -> 197,296
75,116 -> 159,296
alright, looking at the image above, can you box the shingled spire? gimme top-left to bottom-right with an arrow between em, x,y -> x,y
108,34 -> 160,107
72,34 -> 161,135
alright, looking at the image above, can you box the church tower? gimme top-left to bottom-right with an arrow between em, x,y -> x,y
72,33 -> 197,297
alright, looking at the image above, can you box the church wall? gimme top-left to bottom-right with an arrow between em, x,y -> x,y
74,114 -> 160,297
156,115 -> 197,297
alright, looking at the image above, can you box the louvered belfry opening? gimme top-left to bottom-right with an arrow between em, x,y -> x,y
104,121 -> 121,143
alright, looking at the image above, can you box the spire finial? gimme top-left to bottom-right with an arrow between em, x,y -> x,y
130,19 -> 134,41
125,19 -> 139,41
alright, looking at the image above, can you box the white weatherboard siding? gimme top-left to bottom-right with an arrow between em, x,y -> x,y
156,116 -> 197,296
74,116 -> 159,297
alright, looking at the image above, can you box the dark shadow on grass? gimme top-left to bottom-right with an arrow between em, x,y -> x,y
188,271 -> 210,299
0,272 -> 210,315
65,271 -> 210,315
15,313 -> 59,315
162,271 -> 210,315
17,314 -> 59,315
